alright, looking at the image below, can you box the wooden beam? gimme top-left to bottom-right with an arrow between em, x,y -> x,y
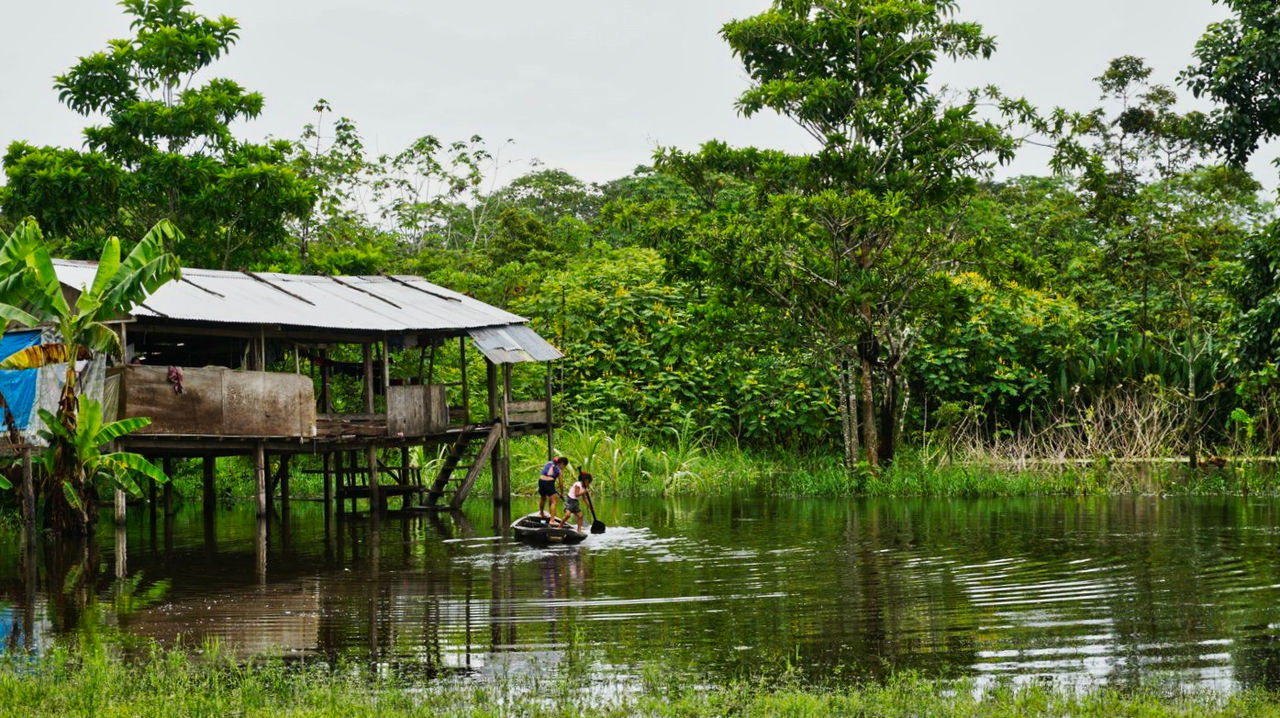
114,487 -> 126,525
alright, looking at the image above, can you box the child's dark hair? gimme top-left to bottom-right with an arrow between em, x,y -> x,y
554,457 -> 570,466
578,471 -> 593,483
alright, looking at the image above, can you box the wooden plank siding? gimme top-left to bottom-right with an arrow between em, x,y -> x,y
116,366 -> 316,437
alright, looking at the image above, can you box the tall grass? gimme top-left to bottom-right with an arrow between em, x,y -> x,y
158,424 -> 1280,504
2,640 -> 1279,717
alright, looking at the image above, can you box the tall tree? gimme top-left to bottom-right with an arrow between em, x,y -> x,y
1182,0 -> 1280,166
656,0 -> 1026,467
0,0 -> 312,269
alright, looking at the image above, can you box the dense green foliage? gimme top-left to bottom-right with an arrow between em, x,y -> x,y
6,0 -> 1280,474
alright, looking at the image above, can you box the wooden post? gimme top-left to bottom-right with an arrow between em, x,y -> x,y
255,442 -> 267,518
148,474 -> 157,523
382,336 -> 391,394
460,337 -> 470,424
279,455 -> 291,515
334,450 -> 345,518
21,447 -> 34,535
255,517 -> 267,584
322,452 -> 333,523
202,456 -> 215,513
545,362 -> 554,460
367,445 -> 381,517
114,487 -> 127,525
114,524 -> 127,579
363,343 -> 375,413
162,457 -> 175,517
487,361 -> 501,501
320,349 -> 331,413
499,364 -> 512,504
399,445 -> 410,508
348,450 -> 357,514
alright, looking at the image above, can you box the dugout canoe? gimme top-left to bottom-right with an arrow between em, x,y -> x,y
510,513 -> 588,545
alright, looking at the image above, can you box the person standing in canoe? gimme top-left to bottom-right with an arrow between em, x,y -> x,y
560,472 -> 594,534
538,456 -> 570,520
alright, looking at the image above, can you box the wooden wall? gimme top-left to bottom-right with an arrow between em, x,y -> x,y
116,366 -> 316,437
386,384 -> 449,437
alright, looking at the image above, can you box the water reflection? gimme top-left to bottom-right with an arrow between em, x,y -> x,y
2,495 -> 1280,689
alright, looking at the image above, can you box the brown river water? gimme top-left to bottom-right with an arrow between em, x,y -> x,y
3,495 -> 1280,691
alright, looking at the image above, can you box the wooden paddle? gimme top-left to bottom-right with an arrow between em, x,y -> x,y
585,493 -> 606,534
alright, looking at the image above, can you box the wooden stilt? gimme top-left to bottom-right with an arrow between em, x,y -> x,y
114,524 -> 127,578
348,450 -> 358,514
162,457 -> 175,517
279,454 -> 291,515
498,364 -> 512,504
487,361 -> 502,503
368,445 -> 381,516
21,447 -> 34,534
335,450 -> 345,520
322,452 -> 333,522
202,456 -> 215,513
114,487 -> 126,525
255,442 -> 267,518
255,517 -> 267,584
400,445 -> 412,508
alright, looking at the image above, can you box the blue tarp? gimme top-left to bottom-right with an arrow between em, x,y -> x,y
0,330 -> 41,431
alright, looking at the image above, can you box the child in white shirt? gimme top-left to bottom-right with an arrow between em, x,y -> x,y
560,472 -> 593,533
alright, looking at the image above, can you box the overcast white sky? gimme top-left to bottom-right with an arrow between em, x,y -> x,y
3,0 -> 1269,189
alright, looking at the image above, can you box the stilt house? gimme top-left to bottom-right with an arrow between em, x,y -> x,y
49,260 -> 562,518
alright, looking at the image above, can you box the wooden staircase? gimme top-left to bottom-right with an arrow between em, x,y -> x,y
426,422 -> 503,510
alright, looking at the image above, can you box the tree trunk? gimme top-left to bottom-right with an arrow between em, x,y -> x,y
1187,353 -> 1199,470
878,371 -> 898,465
46,364 -> 94,536
861,356 -> 879,468
838,357 -> 861,469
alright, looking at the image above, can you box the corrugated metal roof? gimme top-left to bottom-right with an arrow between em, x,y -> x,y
52,260 -> 528,334
469,325 -> 564,364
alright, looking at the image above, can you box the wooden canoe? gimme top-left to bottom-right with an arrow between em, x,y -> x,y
510,513 -> 588,546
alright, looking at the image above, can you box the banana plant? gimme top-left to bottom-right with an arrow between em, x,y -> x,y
0,218 -> 181,534
35,396 -> 167,527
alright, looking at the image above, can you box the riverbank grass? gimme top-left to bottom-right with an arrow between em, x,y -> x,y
3,643 -> 1280,718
